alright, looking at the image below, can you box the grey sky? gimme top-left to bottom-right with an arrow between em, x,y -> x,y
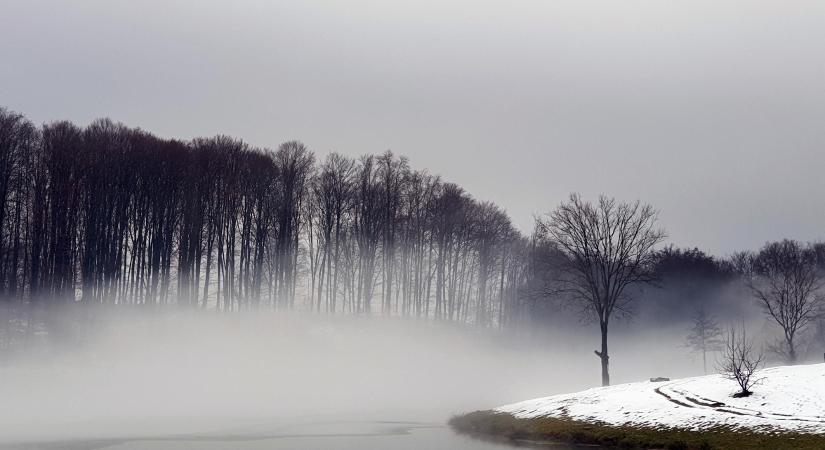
2,0 -> 824,256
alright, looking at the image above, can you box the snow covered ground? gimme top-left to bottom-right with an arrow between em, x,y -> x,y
496,364 -> 825,434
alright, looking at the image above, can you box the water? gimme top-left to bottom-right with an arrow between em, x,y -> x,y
3,420 -> 587,450
0,316 -> 656,450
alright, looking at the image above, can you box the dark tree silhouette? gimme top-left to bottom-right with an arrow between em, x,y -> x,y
537,194 -> 665,386
718,326 -> 764,397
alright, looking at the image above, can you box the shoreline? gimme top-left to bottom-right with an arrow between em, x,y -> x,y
449,410 -> 825,450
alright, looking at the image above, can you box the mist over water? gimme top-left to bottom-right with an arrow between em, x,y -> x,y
0,309 -> 702,446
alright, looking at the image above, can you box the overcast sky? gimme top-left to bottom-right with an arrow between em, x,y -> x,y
2,0 -> 824,255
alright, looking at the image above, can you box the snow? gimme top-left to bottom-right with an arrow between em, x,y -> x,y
496,363 -> 825,433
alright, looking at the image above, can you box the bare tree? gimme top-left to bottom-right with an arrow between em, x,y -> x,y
749,240 -> 824,364
309,152 -> 354,313
537,194 -> 665,386
0,108 -> 37,300
685,306 -> 724,374
469,201 -> 512,327
717,326 -> 763,397
272,141 -> 314,308
377,151 -> 407,315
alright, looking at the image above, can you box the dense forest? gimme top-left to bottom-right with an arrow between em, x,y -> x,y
0,107 -> 530,326
1,106 -> 824,374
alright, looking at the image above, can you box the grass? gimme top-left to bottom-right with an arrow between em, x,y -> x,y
449,410 -> 825,449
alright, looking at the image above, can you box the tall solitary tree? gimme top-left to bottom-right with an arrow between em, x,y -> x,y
538,194 -> 665,386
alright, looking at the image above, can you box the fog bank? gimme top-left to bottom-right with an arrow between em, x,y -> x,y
0,311 -> 702,445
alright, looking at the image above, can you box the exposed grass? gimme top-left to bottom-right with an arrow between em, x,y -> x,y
449,410 -> 825,449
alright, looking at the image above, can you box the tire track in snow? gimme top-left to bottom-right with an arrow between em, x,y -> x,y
655,380 -> 825,425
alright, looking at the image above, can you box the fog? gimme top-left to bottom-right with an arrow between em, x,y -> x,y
0,310 -> 709,446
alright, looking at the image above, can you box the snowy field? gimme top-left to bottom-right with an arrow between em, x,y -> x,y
496,363 -> 825,434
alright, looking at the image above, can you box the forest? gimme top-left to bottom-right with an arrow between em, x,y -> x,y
1,106 -> 824,378
0,106 -> 528,323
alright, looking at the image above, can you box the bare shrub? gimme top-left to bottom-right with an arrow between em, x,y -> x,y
717,327 -> 763,398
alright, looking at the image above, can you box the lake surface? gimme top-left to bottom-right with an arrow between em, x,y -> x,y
3,420 -> 588,450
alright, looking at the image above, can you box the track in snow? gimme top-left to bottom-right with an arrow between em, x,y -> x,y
656,379 -> 825,425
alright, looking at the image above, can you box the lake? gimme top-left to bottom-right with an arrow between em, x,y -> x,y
3,420 -> 590,450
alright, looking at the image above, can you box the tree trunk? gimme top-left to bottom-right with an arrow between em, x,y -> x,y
595,321 -> 610,386
702,347 -> 707,375
787,334 -> 797,364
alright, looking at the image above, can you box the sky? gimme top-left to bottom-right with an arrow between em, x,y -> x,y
2,0 -> 824,256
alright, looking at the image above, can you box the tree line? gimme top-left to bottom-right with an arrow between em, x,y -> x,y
0,107 -> 527,327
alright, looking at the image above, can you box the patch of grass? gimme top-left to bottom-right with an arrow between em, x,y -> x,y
449,410 -> 825,449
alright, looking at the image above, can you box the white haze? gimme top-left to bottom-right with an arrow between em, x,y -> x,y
0,311 -> 709,445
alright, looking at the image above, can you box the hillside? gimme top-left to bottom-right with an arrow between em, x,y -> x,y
497,364 -> 825,433
451,364 -> 825,449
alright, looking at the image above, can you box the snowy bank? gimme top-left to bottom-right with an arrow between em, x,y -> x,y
496,364 -> 825,434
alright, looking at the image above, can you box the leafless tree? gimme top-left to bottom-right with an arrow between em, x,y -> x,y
308,152 -> 354,313
377,151 -> 407,315
749,240 -> 824,364
0,108 -> 37,300
272,141 -> 314,308
686,306 -> 724,374
470,201 -> 513,327
717,326 -> 763,397
537,194 -> 665,386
